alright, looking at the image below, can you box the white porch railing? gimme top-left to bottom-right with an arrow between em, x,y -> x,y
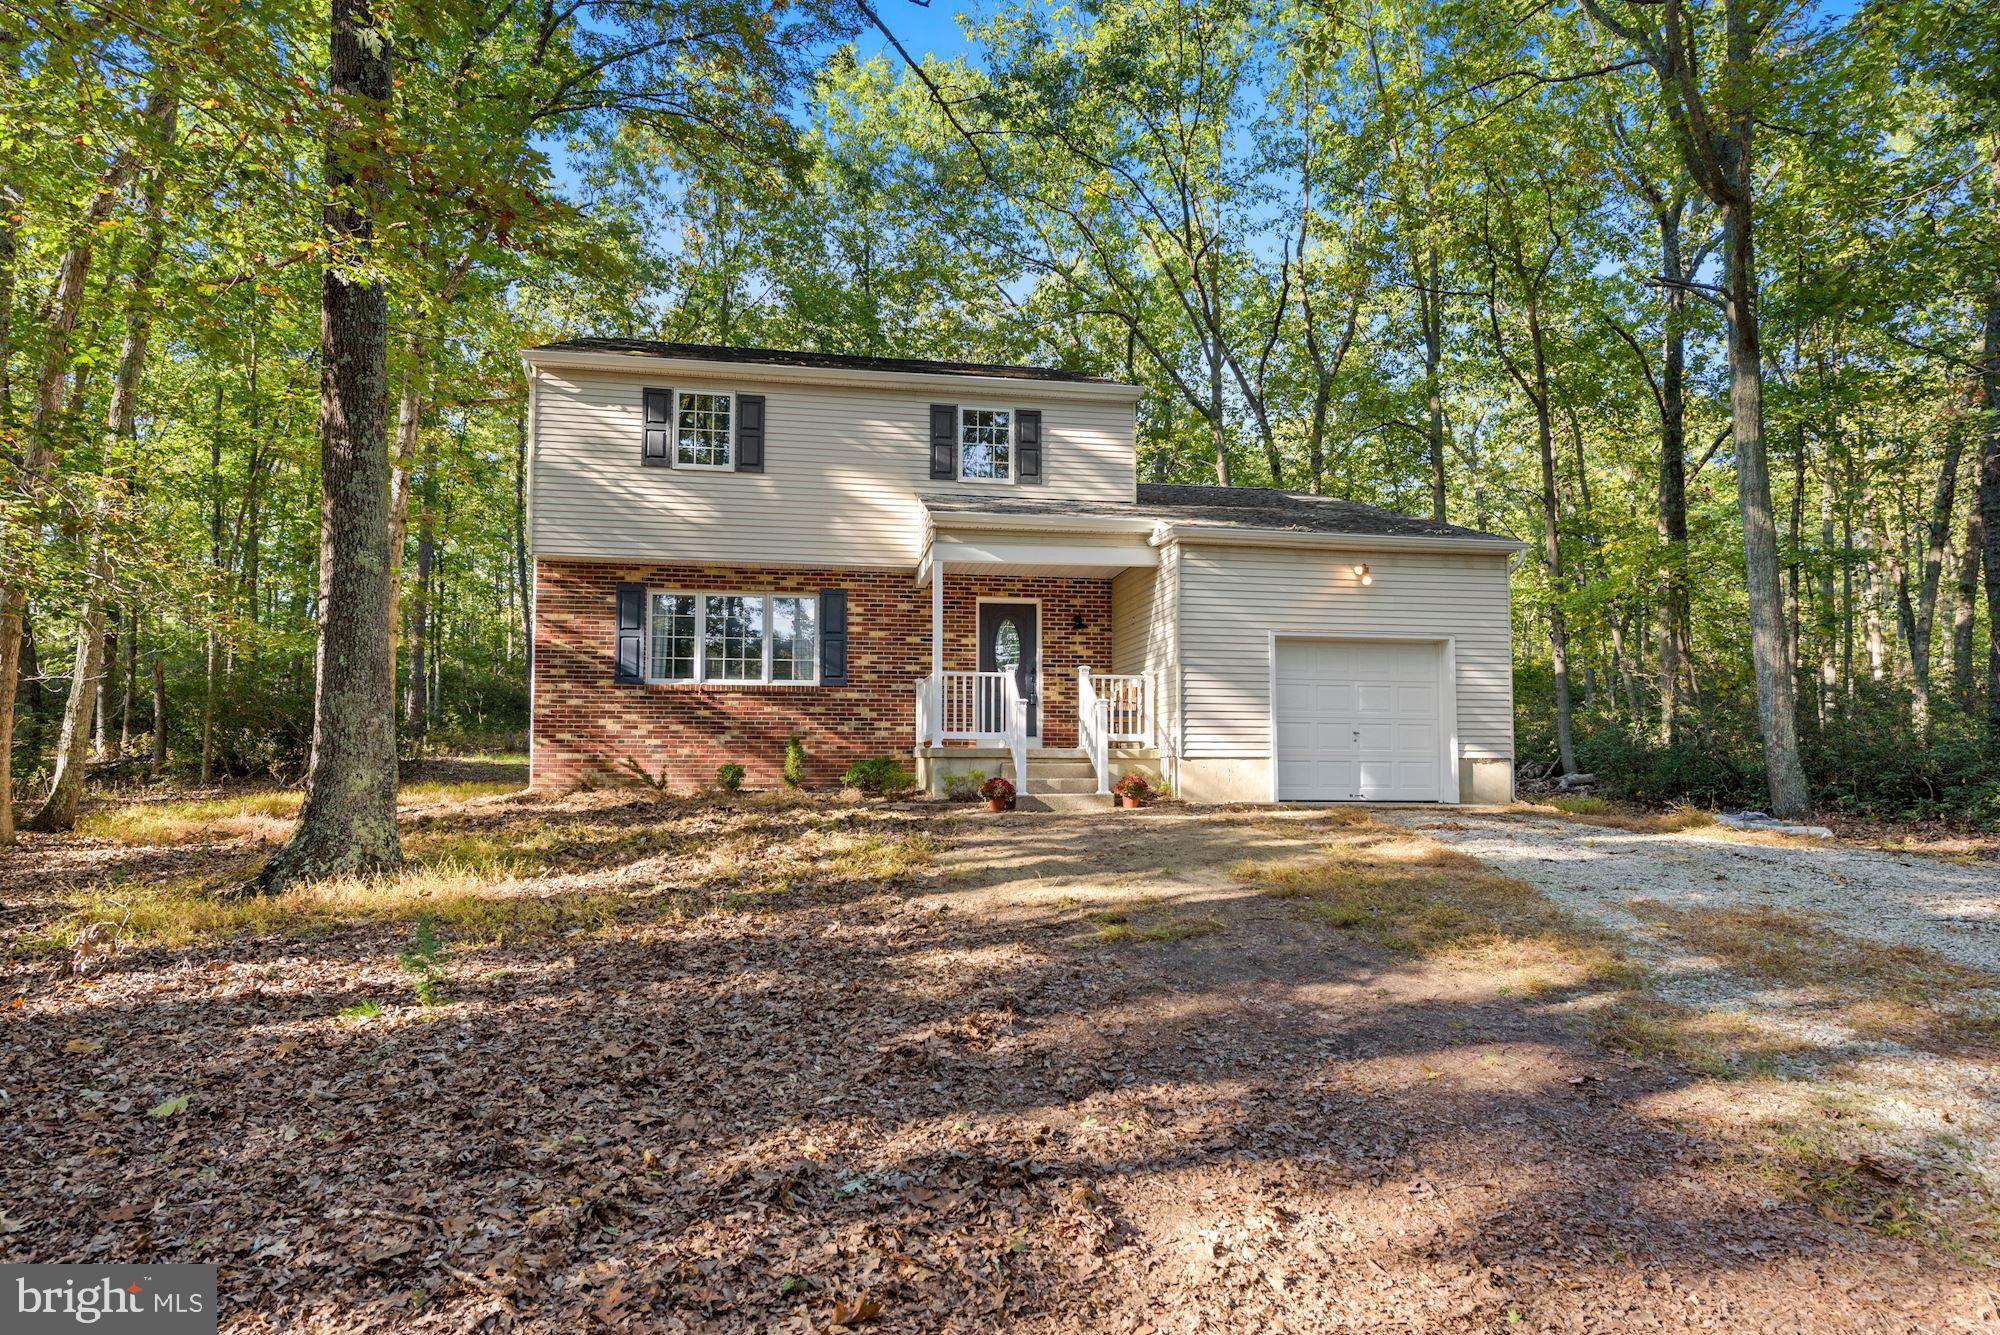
1078,668 -> 1154,795
1090,671 -> 1153,743
915,670 -> 1028,785
1078,670 -> 1110,795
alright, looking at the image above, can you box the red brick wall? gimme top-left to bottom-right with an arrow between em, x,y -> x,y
531,560 -> 1113,790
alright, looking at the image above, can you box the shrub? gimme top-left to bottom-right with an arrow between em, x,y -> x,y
715,762 -> 746,793
980,775 -> 1016,807
943,769 -> 987,802
843,756 -> 916,795
1112,772 -> 1151,802
783,734 -> 807,789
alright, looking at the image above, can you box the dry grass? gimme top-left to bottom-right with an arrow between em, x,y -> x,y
30,865 -> 635,954
34,789 -> 943,957
1517,796 -> 1715,834
1596,995 -> 1823,1079
75,790 -> 305,845
1086,905 -> 1223,944
74,777 -> 525,847
1232,811 -> 1640,993
1629,900 -> 2000,1053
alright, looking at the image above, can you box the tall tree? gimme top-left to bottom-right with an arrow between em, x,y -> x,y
1582,0 -> 1814,816
252,0 -> 402,891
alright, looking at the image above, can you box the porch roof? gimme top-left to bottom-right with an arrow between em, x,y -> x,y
929,484 -> 1521,543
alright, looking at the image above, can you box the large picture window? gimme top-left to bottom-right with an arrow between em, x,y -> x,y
675,391 -> 733,468
959,408 -> 1011,481
645,591 -> 817,684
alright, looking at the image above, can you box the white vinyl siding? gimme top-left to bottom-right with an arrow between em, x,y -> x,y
530,368 -> 1138,566
1176,544 -> 1513,762
1110,545 -> 1182,779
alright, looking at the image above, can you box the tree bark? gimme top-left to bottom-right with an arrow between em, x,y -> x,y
1954,512 -> 1982,705
1654,197 -> 1691,745
404,456 -> 435,748
94,608 -> 116,761
1720,190 -> 1810,812
1981,229 -> 2000,752
149,655 -> 166,777
252,0 -> 403,891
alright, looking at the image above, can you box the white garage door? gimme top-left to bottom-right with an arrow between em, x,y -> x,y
1275,639 -> 1446,802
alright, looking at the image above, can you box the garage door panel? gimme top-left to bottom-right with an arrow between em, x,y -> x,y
1356,684 -> 1396,716
1275,639 -> 1446,803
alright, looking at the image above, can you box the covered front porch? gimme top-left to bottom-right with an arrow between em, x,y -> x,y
912,507 -> 1164,800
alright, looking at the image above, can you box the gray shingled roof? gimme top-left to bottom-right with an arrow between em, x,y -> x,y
528,338 -> 1127,385
925,483 -> 1520,546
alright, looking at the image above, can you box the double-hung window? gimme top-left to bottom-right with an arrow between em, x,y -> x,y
675,391 -> 733,468
646,592 -> 817,684
959,408 -> 1011,482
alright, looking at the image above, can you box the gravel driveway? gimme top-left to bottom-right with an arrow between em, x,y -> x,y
1389,810 -> 2000,977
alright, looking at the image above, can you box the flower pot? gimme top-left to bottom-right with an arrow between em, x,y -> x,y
987,798 -> 1011,812
1119,795 -> 1143,809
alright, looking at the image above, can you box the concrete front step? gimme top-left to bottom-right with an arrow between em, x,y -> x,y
1019,792 -> 1117,812
1029,775 -> 1106,795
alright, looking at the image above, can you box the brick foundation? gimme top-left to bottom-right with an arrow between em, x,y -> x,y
531,559 -> 1113,791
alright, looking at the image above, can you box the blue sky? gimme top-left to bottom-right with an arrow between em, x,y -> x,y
856,0 -> 983,64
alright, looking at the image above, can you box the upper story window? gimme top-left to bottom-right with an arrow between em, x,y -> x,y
676,391 -> 733,468
959,408 -> 1012,482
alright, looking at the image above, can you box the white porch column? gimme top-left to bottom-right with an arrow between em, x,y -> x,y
930,565 -> 944,746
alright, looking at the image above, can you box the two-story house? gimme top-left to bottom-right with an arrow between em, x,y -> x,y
524,339 -> 1523,806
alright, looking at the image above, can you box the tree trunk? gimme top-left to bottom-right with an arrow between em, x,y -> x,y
94,608 -> 116,761
1527,303 -> 1578,776
1980,229 -> 2000,752
1720,191 -> 1811,815
252,0 -> 403,891
1421,242 -> 1448,523
149,655 -> 166,777
118,603 -> 136,754
29,88 -> 177,830
387,336 -> 425,656
1655,200 -> 1690,745
1954,512 -> 1982,705
0,110 -> 151,843
404,462 -> 434,749
1905,428 -> 1967,731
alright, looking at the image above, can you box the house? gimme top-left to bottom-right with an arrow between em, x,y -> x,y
523,339 -> 1524,806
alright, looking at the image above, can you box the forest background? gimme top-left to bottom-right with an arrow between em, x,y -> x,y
3,0 -> 1997,833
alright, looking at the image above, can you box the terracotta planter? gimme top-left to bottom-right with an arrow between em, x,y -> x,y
987,798 -> 1012,812
1119,795 -> 1143,809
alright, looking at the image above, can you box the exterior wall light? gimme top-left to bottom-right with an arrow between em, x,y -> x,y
1352,563 -> 1372,586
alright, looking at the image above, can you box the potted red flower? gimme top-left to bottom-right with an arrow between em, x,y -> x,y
1113,773 -> 1151,809
980,775 -> 1016,812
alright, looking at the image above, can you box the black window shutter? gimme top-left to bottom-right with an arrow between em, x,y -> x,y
819,588 -> 848,685
642,388 -> 672,467
735,393 -> 765,472
929,404 -> 957,480
1016,408 -> 1043,484
614,583 -> 645,683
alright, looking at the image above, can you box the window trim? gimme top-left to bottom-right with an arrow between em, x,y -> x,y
643,589 -> 820,686
956,405 -> 1015,485
673,389 -> 736,471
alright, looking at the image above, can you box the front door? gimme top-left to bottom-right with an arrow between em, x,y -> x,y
977,602 -> 1040,739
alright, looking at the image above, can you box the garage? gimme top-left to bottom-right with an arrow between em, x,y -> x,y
1273,638 -> 1449,802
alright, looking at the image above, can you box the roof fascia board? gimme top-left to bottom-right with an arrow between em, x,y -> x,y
523,348 -> 1146,404
923,508 -> 1160,537
1155,522 -> 1526,556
